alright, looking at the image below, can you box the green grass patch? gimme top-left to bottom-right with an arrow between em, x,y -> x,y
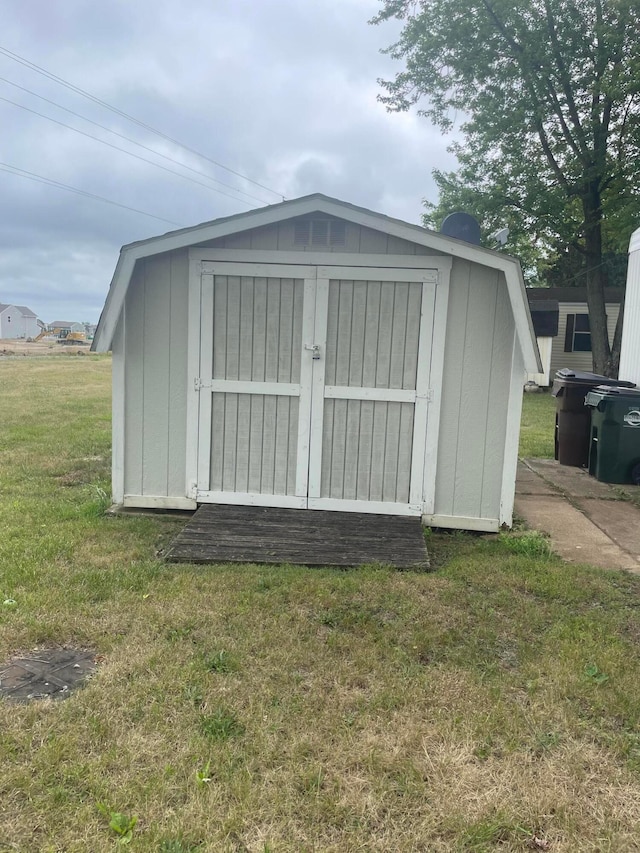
4,358 -> 640,850
519,391 -> 555,458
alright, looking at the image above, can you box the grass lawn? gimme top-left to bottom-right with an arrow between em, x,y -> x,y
4,359 -> 640,851
519,391 -> 555,459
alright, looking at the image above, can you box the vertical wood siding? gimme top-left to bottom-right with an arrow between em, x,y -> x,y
210,394 -> 299,495
320,278 -> 422,502
323,280 -> 422,389
123,251 -> 189,497
208,275 -> 304,496
434,259 -> 515,522
321,399 -> 415,501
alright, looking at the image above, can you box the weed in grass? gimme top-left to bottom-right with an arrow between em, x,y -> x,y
205,649 -> 237,673
460,815 -> 531,850
165,623 -> 196,641
498,529 -> 552,559
199,709 -> 245,741
299,767 -> 325,796
585,662 -> 610,685
195,760 -> 212,787
532,730 -> 561,756
96,803 -> 137,844
80,484 -> 111,518
183,684 -> 204,707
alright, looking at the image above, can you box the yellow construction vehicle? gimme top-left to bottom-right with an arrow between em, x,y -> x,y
57,329 -> 88,345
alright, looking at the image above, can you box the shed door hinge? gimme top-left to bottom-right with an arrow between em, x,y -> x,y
417,389 -> 435,402
194,377 -> 211,391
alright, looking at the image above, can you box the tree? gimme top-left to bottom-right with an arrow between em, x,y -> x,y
372,0 -> 640,375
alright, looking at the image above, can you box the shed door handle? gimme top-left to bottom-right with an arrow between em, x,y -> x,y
305,344 -> 321,360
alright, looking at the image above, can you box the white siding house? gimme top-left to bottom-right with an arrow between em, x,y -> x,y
526,287 -> 623,380
93,194 -> 540,532
0,303 -> 40,339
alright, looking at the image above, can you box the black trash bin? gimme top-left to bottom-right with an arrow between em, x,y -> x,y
585,386 -> 640,484
552,369 -> 635,467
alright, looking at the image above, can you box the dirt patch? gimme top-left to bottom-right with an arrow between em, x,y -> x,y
0,338 -> 94,358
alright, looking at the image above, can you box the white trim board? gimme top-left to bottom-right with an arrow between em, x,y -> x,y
423,513 -> 500,533
307,498 -> 422,516
422,267 -> 450,516
111,314 -> 125,505
123,495 -> 197,510
499,335 -> 526,527
197,491 -> 308,509
324,385 -> 416,403
197,249 -> 452,270
185,258 -> 202,500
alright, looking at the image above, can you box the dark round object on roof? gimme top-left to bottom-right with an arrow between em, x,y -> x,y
440,212 -> 482,245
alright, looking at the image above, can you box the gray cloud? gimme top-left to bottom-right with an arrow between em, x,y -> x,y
1,0 -> 456,324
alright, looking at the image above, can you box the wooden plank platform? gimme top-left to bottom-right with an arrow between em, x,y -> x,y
164,505 -> 429,569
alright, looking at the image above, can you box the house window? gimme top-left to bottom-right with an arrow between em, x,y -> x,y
564,313 -> 591,352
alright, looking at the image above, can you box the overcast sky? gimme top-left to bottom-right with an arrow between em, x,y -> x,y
1,0 -> 457,325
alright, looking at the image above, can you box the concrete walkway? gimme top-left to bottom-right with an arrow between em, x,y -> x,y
515,459 -> 640,573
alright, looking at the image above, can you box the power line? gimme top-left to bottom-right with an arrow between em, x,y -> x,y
0,95 -> 258,208
0,75 -> 274,206
0,161 -> 184,226
0,44 -> 286,200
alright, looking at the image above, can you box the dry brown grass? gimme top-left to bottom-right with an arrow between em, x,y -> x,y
3,358 -> 640,851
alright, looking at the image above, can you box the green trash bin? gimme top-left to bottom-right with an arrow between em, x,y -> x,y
585,386 -> 640,484
552,369 -> 635,467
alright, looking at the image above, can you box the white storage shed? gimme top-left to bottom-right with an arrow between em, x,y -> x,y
93,194 -> 540,532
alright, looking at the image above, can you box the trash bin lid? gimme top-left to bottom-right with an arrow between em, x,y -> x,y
554,368 -> 636,387
588,385 -> 640,399
584,386 -> 640,411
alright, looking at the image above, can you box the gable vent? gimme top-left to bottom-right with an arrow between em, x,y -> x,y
293,219 -> 346,248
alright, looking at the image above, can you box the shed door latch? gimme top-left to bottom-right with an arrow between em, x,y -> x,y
304,343 -> 321,359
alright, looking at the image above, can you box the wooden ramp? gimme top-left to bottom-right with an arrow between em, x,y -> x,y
164,505 -> 429,569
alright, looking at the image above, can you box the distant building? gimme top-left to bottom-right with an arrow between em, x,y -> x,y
0,303 -> 40,339
526,287 -> 624,381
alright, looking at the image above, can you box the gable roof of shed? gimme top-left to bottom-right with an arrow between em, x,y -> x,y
92,193 -> 540,371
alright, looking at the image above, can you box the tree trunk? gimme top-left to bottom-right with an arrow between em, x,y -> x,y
582,185 -> 612,376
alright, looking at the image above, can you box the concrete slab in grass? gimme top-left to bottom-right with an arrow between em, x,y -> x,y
515,461 -> 558,496
580,499 -> 640,563
524,459 -> 619,500
514,495 -> 640,573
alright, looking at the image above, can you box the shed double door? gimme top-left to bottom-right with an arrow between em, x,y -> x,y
195,262 -> 437,515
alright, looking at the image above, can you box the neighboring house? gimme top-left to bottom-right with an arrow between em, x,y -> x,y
526,287 -> 624,380
49,321 -> 86,335
93,193 -> 539,532
0,303 -> 40,339
526,299 -> 559,386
